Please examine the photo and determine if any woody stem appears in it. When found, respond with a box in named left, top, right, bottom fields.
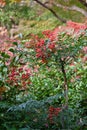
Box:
left=59, top=58, right=68, bottom=107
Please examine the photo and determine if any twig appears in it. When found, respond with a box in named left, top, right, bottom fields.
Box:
left=33, top=0, right=66, bottom=23
left=53, top=3, right=87, bottom=17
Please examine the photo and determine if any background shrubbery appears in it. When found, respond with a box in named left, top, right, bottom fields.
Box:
left=0, top=0, right=87, bottom=129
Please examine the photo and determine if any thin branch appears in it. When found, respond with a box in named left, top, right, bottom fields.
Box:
left=33, top=0, right=66, bottom=23
left=59, top=58, right=68, bottom=107
left=53, top=3, right=87, bottom=17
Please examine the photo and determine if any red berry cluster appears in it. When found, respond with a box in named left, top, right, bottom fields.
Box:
left=67, top=21, right=87, bottom=33
left=35, top=39, right=46, bottom=59
left=8, top=68, right=19, bottom=83
left=32, top=33, right=57, bottom=63
left=42, top=30, right=57, bottom=41
left=28, top=21, right=87, bottom=63
left=7, top=66, right=31, bottom=90
left=48, top=106, right=61, bottom=123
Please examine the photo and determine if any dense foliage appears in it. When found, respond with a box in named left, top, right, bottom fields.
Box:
left=0, top=20, right=87, bottom=129
left=0, top=1, right=87, bottom=130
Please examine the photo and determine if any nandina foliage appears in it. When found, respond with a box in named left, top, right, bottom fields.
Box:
left=0, top=21, right=87, bottom=96
left=28, top=21, right=87, bottom=64
left=0, top=21, right=87, bottom=129
left=25, top=21, right=87, bottom=108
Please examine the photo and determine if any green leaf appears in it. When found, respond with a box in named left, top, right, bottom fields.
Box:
left=0, top=80, right=3, bottom=86
left=3, top=67, right=8, bottom=73
left=15, top=56, right=19, bottom=62
left=9, top=48, right=14, bottom=53
left=12, top=42, right=18, bottom=46
left=1, top=52, right=10, bottom=59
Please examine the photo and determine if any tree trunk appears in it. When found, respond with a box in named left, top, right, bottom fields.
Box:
left=33, top=0, right=66, bottom=23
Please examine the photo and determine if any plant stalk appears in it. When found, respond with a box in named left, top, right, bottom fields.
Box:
left=60, top=58, right=68, bottom=107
